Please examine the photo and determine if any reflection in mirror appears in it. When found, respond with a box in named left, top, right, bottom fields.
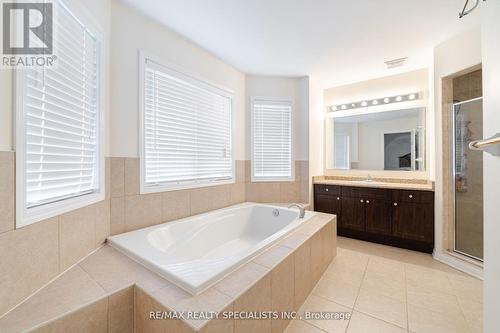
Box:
left=329, top=108, right=426, bottom=171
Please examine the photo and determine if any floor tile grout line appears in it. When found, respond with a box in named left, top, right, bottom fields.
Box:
left=445, top=273, right=475, bottom=333
left=403, top=261, right=410, bottom=331
left=344, top=254, right=370, bottom=332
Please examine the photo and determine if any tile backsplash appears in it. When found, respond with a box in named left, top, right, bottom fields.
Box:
left=0, top=153, right=309, bottom=317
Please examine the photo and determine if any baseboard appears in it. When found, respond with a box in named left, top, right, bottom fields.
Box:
left=433, top=251, right=483, bottom=280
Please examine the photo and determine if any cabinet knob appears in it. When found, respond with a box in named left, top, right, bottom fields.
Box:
left=366, top=200, right=370, bottom=204
left=336, top=197, right=340, bottom=201
left=325, top=188, right=329, bottom=192
left=409, top=194, right=413, bottom=199
left=394, top=202, right=398, bottom=206
left=360, top=199, right=364, bottom=203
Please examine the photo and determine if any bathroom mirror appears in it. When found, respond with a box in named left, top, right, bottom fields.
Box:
left=327, top=107, right=426, bottom=171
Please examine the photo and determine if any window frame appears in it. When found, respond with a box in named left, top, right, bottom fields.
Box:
left=251, top=96, right=295, bottom=182
left=138, top=50, right=236, bottom=194
left=15, top=0, right=105, bottom=228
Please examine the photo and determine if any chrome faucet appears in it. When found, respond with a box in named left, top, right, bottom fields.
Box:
left=288, top=203, right=305, bottom=218
left=366, top=174, right=373, bottom=182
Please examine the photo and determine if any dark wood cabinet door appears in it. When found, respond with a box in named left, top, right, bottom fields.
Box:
left=365, top=199, right=391, bottom=235
left=331, top=195, right=342, bottom=226
left=392, top=202, right=434, bottom=243
left=341, top=197, right=365, bottom=231
left=314, top=194, right=334, bottom=214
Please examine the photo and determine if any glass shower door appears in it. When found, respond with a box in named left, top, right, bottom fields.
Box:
left=453, top=98, right=484, bottom=260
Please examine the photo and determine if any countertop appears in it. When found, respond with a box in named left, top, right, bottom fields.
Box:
left=313, top=176, right=434, bottom=191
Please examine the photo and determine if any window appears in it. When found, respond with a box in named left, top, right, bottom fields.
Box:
left=16, top=1, right=103, bottom=227
left=251, top=98, right=294, bottom=181
left=334, top=134, right=350, bottom=169
left=140, top=55, right=234, bottom=192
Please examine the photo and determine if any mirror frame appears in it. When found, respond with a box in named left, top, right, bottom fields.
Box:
left=324, top=99, right=429, bottom=178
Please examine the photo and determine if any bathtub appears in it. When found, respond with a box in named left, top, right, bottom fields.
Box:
left=107, top=203, right=316, bottom=295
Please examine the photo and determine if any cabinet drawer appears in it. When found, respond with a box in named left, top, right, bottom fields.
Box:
left=341, top=186, right=390, bottom=200
left=314, top=184, right=341, bottom=196
left=392, top=190, right=434, bottom=203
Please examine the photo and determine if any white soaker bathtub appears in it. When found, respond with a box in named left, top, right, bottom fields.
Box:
left=107, top=202, right=316, bottom=295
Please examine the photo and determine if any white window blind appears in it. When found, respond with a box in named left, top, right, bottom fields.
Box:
left=143, top=59, right=233, bottom=189
left=21, top=2, right=100, bottom=209
left=252, top=99, right=293, bottom=181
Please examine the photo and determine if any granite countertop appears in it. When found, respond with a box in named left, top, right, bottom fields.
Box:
left=313, top=176, right=434, bottom=191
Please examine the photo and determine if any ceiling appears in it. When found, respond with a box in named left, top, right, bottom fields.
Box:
left=121, top=0, right=481, bottom=88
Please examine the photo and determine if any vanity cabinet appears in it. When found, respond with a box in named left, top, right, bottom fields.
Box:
left=313, top=184, right=434, bottom=253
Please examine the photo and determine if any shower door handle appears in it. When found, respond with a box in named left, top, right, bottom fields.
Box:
left=469, top=133, right=500, bottom=157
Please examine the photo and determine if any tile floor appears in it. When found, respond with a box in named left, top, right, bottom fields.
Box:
left=286, top=237, right=483, bottom=333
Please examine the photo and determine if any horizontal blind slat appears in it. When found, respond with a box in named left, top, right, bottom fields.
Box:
left=144, top=61, right=233, bottom=186
left=23, top=1, right=100, bottom=208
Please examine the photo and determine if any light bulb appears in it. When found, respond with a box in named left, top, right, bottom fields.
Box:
left=361, top=101, right=368, bottom=107
left=372, top=100, right=378, bottom=105
left=384, top=98, right=390, bottom=103
left=396, top=96, right=403, bottom=102
left=409, top=94, right=416, bottom=100
left=341, top=105, right=347, bottom=110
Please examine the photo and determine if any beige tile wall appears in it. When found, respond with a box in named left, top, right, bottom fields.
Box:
left=244, top=160, right=309, bottom=204
left=132, top=219, right=335, bottom=333
left=0, top=154, right=111, bottom=317
left=109, top=158, right=248, bottom=235
left=28, top=287, right=134, bottom=333
left=109, top=158, right=309, bottom=235
left=0, top=152, right=310, bottom=317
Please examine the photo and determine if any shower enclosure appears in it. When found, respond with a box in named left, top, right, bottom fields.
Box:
left=452, top=98, right=483, bottom=260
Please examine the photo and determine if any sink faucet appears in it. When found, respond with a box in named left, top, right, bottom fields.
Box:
left=288, top=203, right=305, bottom=218
left=366, top=174, right=373, bottom=182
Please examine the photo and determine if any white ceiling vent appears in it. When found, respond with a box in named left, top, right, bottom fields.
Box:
left=385, top=57, right=408, bottom=69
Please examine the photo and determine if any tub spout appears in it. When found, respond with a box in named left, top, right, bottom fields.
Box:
left=288, top=203, right=305, bottom=218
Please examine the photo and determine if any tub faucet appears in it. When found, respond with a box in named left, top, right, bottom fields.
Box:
left=288, top=203, right=305, bottom=218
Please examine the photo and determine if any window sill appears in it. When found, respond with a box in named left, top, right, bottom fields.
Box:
left=141, top=178, right=236, bottom=194
left=251, top=177, right=295, bottom=183
left=16, top=192, right=105, bottom=229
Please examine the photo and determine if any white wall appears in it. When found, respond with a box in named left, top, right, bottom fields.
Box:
left=433, top=27, right=482, bottom=256
left=0, top=0, right=111, bottom=154
left=110, top=0, right=246, bottom=159
left=0, top=70, right=12, bottom=151
left=357, top=117, right=418, bottom=170
left=309, top=77, right=325, bottom=177
left=481, top=1, right=500, bottom=330
left=245, top=75, right=309, bottom=161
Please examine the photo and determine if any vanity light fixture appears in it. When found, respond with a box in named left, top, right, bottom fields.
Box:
left=328, top=92, right=422, bottom=112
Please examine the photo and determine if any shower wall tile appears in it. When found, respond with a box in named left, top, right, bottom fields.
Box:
left=0, top=151, right=15, bottom=234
